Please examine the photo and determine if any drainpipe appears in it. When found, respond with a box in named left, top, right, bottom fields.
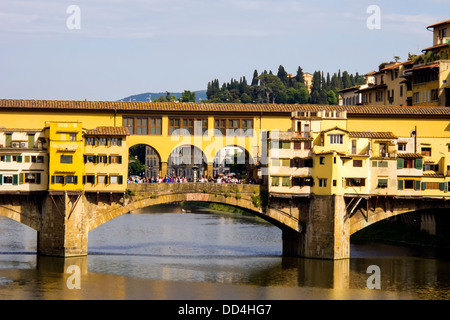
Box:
left=414, top=126, right=417, bottom=153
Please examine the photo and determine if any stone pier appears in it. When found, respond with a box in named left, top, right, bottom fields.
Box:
left=282, top=195, right=350, bottom=260
left=38, top=192, right=88, bottom=257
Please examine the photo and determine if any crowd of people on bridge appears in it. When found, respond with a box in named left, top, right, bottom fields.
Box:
left=127, top=174, right=260, bottom=185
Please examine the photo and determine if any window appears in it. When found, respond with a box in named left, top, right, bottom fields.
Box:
left=346, top=178, right=366, bottom=187
left=292, top=177, right=314, bottom=187
left=290, top=158, right=313, bottom=168
left=281, top=177, right=290, bottom=187
left=97, top=175, right=107, bottom=184
left=170, top=117, right=207, bottom=136
left=214, top=118, right=253, bottom=136
left=303, top=141, right=312, bottom=150
left=293, top=141, right=301, bottom=150
left=110, top=155, right=123, bottom=164
left=98, top=155, right=108, bottom=164
left=65, top=175, right=78, bottom=184
left=136, top=118, right=148, bottom=135
left=109, top=175, right=119, bottom=184
left=84, top=155, right=95, bottom=163
left=377, top=178, right=388, bottom=189
left=421, top=147, right=431, bottom=157
left=2, top=175, right=13, bottom=185
left=398, top=143, right=406, bottom=151
left=149, top=118, right=162, bottom=135
left=53, top=175, right=65, bottom=184
left=24, top=173, right=41, bottom=184
left=69, top=134, right=77, bottom=141
left=60, top=155, right=73, bottom=164
left=123, top=117, right=134, bottom=134
left=84, top=175, right=95, bottom=184
left=123, top=116, right=161, bottom=135
left=353, top=160, right=363, bottom=167
left=398, top=179, right=420, bottom=191
left=271, top=176, right=280, bottom=187
left=85, top=137, right=95, bottom=146
left=329, top=134, right=343, bottom=145
left=318, top=179, right=327, bottom=187
left=319, top=157, right=325, bottom=165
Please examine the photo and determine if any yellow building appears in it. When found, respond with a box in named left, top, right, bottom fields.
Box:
left=45, top=122, right=84, bottom=192
left=358, top=61, right=413, bottom=106
left=407, top=19, right=450, bottom=107
left=267, top=107, right=449, bottom=198
left=83, top=126, right=129, bottom=192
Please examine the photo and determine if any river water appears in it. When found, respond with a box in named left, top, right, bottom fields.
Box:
left=0, top=205, right=449, bottom=300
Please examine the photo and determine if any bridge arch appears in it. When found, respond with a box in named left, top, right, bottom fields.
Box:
left=88, top=183, right=300, bottom=233
left=167, top=144, right=208, bottom=180
left=348, top=196, right=450, bottom=235
left=128, top=143, right=162, bottom=178
left=212, top=145, right=256, bottom=180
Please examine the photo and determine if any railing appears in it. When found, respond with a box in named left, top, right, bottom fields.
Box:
left=127, top=182, right=261, bottom=195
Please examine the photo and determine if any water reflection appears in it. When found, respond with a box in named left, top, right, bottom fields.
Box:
left=0, top=209, right=449, bottom=299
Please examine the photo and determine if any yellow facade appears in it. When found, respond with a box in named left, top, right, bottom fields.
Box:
left=0, top=100, right=449, bottom=199
left=46, top=122, right=84, bottom=191
left=83, top=127, right=129, bottom=192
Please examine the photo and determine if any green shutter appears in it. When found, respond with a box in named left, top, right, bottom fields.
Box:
left=13, top=174, right=18, bottom=186
left=440, top=182, right=445, bottom=191
left=5, top=155, right=11, bottom=162
left=415, top=158, right=423, bottom=170
left=51, top=175, right=55, bottom=184
left=36, top=173, right=41, bottom=184
left=372, top=161, right=378, bottom=167
left=17, top=155, right=23, bottom=163
left=397, top=158, right=404, bottom=169
left=397, top=180, right=404, bottom=190
left=421, top=182, right=426, bottom=190
left=5, top=134, right=12, bottom=147
left=445, top=183, right=449, bottom=193
left=83, top=175, right=87, bottom=184
left=28, top=134, right=35, bottom=149
left=19, top=173, right=24, bottom=185
left=415, top=180, right=421, bottom=191
left=118, top=176, right=123, bottom=184
left=0, top=174, right=2, bottom=185
left=74, top=176, right=78, bottom=185
left=108, top=156, right=112, bottom=164
left=118, top=156, right=122, bottom=164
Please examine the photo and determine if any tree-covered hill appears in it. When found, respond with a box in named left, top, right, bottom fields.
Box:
left=206, top=65, right=366, bottom=105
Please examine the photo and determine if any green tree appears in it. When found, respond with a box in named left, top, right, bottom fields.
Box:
left=180, top=90, right=196, bottom=102
left=258, top=73, right=286, bottom=104
left=240, top=92, right=252, bottom=103
left=277, top=65, right=289, bottom=86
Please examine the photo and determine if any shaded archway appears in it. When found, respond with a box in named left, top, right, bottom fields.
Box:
left=167, top=145, right=208, bottom=180
left=128, top=144, right=162, bottom=178
left=213, top=145, right=256, bottom=180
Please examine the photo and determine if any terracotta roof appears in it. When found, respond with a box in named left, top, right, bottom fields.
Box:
left=348, top=131, right=397, bottom=139
left=380, top=61, right=413, bottom=71
left=84, top=126, right=130, bottom=136
left=407, top=62, right=440, bottom=72
left=338, top=85, right=361, bottom=93
left=427, top=19, right=450, bottom=29
left=422, top=43, right=450, bottom=52
left=355, top=83, right=387, bottom=93
left=398, top=153, right=423, bottom=158
left=1, top=99, right=450, bottom=117
left=423, top=172, right=445, bottom=178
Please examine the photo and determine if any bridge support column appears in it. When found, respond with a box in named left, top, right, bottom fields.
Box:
left=38, top=192, right=88, bottom=257
left=282, top=195, right=350, bottom=260
left=160, top=161, right=168, bottom=176
left=207, top=162, right=214, bottom=179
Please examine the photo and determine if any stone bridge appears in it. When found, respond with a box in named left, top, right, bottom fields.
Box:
left=0, top=185, right=449, bottom=260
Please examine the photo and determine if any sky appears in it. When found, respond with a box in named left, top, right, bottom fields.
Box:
left=0, top=0, right=448, bottom=101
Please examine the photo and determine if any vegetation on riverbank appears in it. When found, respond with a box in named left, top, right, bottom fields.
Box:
left=180, top=201, right=253, bottom=216
left=351, top=220, right=450, bottom=248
